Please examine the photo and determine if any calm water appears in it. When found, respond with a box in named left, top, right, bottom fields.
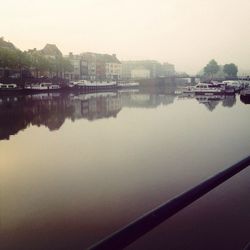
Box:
left=1, top=89, right=250, bottom=250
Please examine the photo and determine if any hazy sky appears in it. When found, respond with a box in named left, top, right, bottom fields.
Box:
left=0, top=0, right=250, bottom=73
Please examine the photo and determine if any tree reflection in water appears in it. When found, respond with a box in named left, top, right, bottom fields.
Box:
left=0, top=91, right=240, bottom=141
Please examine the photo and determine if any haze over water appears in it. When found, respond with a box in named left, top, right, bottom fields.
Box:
left=1, top=90, right=250, bottom=249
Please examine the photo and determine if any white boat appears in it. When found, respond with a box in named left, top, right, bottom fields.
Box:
left=85, top=81, right=117, bottom=87
left=70, top=80, right=88, bottom=87
left=118, top=88, right=140, bottom=94
left=117, top=81, right=140, bottom=88
left=174, top=89, right=184, bottom=95
left=25, top=83, right=61, bottom=91
left=73, top=80, right=117, bottom=89
left=222, top=80, right=243, bottom=91
left=182, top=83, right=224, bottom=95
left=210, top=81, right=235, bottom=94
left=240, top=87, right=250, bottom=96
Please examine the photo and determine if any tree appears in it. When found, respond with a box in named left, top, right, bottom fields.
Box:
left=204, top=59, right=219, bottom=79
left=28, top=50, right=51, bottom=77
left=62, top=58, right=73, bottom=75
left=13, top=50, right=32, bottom=80
left=0, top=48, right=18, bottom=77
left=0, top=47, right=32, bottom=80
left=0, top=41, right=73, bottom=80
left=223, top=63, right=238, bottom=77
left=50, top=57, right=73, bottom=78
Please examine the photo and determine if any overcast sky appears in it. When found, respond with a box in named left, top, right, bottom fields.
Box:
left=1, top=0, right=249, bottom=73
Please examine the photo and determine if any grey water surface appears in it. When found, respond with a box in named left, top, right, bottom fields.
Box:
left=1, top=90, right=249, bottom=250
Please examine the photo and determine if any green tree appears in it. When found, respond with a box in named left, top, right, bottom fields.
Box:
left=0, top=48, right=33, bottom=80
left=62, top=57, right=73, bottom=75
left=28, top=50, right=51, bottom=77
left=51, top=57, right=73, bottom=78
left=0, top=48, right=17, bottom=77
left=13, top=50, right=32, bottom=80
left=47, top=57, right=57, bottom=77
left=204, top=59, right=220, bottom=79
left=223, top=63, right=238, bottom=77
left=0, top=42, right=73, bottom=80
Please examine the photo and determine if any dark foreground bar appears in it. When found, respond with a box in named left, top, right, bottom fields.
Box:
left=88, top=156, right=250, bottom=250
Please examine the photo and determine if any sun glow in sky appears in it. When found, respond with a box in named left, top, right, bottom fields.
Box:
left=1, top=0, right=250, bottom=73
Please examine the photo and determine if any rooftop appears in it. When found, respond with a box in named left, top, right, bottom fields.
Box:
left=41, top=44, right=62, bottom=57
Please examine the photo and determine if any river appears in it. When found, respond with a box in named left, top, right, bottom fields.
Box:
left=1, top=89, right=249, bottom=250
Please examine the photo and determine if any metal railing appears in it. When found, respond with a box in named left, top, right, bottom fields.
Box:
left=89, top=155, right=250, bottom=250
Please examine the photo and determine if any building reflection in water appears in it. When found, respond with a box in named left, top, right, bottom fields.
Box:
left=71, top=92, right=121, bottom=121
left=0, top=90, right=240, bottom=141
left=0, top=92, right=121, bottom=140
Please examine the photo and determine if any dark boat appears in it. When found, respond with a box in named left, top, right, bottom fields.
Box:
left=0, top=83, right=22, bottom=92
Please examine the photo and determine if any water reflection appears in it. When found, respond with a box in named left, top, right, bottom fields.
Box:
left=177, top=94, right=236, bottom=111
left=1, top=88, right=249, bottom=250
left=0, top=91, right=243, bottom=140
left=240, top=94, right=250, bottom=104
left=0, top=90, right=177, bottom=140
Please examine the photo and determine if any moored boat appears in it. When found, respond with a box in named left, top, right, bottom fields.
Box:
left=210, top=81, right=235, bottom=94
left=0, top=83, right=22, bottom=92
left=176, top=81, right=238, bottom=96
left=240, top=87, right=250, bottom=104
left=240, top=87, right=250, bottom=97
left=222, top=80, right=244, bottom=92
left=180, top=83, right=224, bottom=95
left=72, top=80, right=117, bottom=90
left=193, top=83, right=226, bottom=95
left=117, top=81, right=140, bottom=88
left=24, top=83, right=61, bottom=92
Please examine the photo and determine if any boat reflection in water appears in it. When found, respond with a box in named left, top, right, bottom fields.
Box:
left=1, top=88, right=249, bottom=250
left=177, top=93, right=236, bottom=111
left=0, top=90, right=242, bottom=141
left=0, top=89, right=176, bottom=141
left=0, top=90, right=243, bottom=141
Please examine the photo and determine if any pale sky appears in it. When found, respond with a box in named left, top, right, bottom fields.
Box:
left=0, top=0, right=250, bottom=74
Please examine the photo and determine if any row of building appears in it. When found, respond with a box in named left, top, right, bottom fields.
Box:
left=0, top=38, right=175, bottom=81
left=66, top=51, right=175, bottom=81
left=65, top=52, right=122, bottom=81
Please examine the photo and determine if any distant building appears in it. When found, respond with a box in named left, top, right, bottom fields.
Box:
left=81, top=52, right=121, bottom=81
left=131, top=68, right=150, bottom=79
left=121, top=60, right=175, bottom=79
left=121, top=60, right=161, bottom=79
left=65, top=52, right=122, bottom=81
left=40, top=44, right=62, bottom=59
left=105, top=54, right=122, bottom=81
left=81, top=53, right=97, bottom=80
left=65, top=52, right=81, bottom=80
left=161, top=63, right=175, bottom=76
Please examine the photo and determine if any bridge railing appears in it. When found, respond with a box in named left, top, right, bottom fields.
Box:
left=88, top=155, right=250, bottom=250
